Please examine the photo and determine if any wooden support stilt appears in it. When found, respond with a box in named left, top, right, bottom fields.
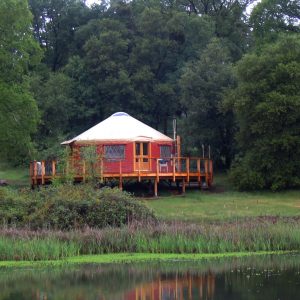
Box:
left=182, top=178, right=186, bottom=194
left=119, top=177, right=123, bottom=190
left=154, top=178, right=158, bottom=197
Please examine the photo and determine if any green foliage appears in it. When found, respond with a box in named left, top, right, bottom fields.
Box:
left=228, top=35, right=300, bottom=190
left=30, top=72, right=73, bottom=154
left=0, top=0, right=41, bottom=164
left=0, top=185, right=157, bottom=229
left=250, top=0, right=300, bottom=43
left=29, top=0, right=91, bottom=71
left=180, top=38, right=235, bottom=167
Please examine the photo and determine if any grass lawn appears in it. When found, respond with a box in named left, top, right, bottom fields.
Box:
left=142, top=175, right=300, bottom=222
left=0, top=163, right=28, bottom=186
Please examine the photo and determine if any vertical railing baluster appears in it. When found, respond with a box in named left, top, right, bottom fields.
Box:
left=41, top=160, right=45, bottom=185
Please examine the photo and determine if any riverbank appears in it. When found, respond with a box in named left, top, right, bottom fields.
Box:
left=0, top=250, right=295, bottom=268
left=1, top=218, right=300, bottom=261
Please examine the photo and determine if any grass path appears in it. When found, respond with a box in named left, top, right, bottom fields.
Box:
left=0, top=251, right=293, bottom=268
left=142, top=180, right=300, bottom=222
left=0, top=163, right=28, bottom=186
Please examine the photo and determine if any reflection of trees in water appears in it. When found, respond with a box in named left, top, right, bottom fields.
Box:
left=0, top=255, right=300, bottom=300
left=124, top=272, right=215, bottom=300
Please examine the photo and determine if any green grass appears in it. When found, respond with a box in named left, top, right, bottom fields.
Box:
left=0, top=251, right=292, bottom=268
left=142, top=175, right=300, bottom=222
left=1, top=220, right=300, bottom=261
left=0, top=163, right=28, bottom=186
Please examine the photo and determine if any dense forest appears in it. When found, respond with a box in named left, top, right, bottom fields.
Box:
left=0, top=0, right=299, bottom=190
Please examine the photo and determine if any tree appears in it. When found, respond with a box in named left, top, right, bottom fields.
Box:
left=29, top=0, right=91, bottom=71
left=180, top=0, right=254, bottom=60
left=30, top=71, right=73, bottom=158
left=179, top=38, right=235, bottom=168
left=250, top=0, right=300, bottom=43
left=65, top=2, right=215, bottom=135
left=228, top=35, right=300, bottom=190
left=0, top=0, right=41, bottom=164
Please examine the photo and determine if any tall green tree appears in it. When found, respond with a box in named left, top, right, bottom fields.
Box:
left=228, top=35, right=300, bottom=190
left=250, top=0, right=300, bottom=43
left=30, top=72, right=73, bottom=156
left=29, top=0, right=91, bottom=71
left=180, top=38, right=235, bottom=167
left=0, top=0, right=41, bottom=164
left=180, top=0, right=254, bottom=60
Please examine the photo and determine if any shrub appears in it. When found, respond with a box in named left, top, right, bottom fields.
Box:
left=229, top=157, right=265, bottom=191
left=0, top=185, right=157, bottom=230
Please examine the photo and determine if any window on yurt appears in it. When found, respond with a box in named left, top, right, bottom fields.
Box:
left=160, top=145, right=171, bottom=159
left=104, top=145, right=125, bottom=160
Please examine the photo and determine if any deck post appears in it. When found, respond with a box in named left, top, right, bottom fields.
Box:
left=52, top=160, right=56, bottom=177
left=186, top=158, right=190, bottom=182
left=156, top=159, right=159, bottom=183
left=33, top=160, right=37, bottom=186
left=100, top=158, right=104, bottom=183
left=138, top=158, right=141, bottom=182
left=119, top=161, right=123, bottom=190
left=83, top=160, right=86, bottom=182
left=30, top=162, right=33, bottom=187
left=209, top=160, right=213, bottom=187
left=154, top=178, right=158, bottom=197
left=29, top=162, right=33, bottom=177
left=205, top=159, right=209, bottom=186
left=41, top=161, right=45, bottom=185
left=197, top=159, right=200, bottom=182
left=182, top=178, right=186, bottom=194
left=176, top=135, right=181, bottom=160
left=172, top=157, right=176, bottom=182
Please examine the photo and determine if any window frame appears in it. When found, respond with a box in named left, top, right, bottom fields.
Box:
left=159, top=145, right=172, bottom=160
left=104, top=144, right=126, bottom=161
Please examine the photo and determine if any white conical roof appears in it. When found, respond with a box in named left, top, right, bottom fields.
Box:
left=62, top=112, right=173, bottom=144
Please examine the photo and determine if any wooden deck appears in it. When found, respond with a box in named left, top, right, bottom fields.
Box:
left=30, top=157, right=213, bottom=195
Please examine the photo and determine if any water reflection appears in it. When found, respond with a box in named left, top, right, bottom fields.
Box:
left=0, top=254, right=300, bottom=300
left=125, top=272, right=215, bottom=300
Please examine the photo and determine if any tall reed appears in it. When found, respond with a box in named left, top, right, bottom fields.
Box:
left=0, top=218, right=300, bottom=260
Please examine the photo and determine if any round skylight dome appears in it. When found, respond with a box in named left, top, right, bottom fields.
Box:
left=111, top=112, right=129, bottom=117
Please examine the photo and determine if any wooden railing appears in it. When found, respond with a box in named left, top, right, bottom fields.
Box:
left=30, top=157, right=213, bottom=188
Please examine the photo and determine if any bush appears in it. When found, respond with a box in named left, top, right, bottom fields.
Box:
left=229, top=157, right=265, bottom=191
left=0, top=185, right=157, bottom=230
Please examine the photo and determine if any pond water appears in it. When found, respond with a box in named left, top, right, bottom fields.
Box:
left=0, top=254, right=300, bottom=300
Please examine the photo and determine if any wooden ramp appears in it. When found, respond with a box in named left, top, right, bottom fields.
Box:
left=30, top=157, right=213, bottom=195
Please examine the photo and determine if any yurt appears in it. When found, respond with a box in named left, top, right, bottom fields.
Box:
left=61, top=112, right=175, bottom=174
